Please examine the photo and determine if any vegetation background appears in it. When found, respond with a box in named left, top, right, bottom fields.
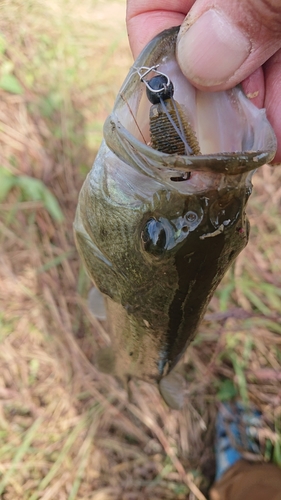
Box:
left=0, top=0, right=280, bottom=498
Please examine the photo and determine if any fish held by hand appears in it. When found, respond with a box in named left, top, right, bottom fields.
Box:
left=74, top=27, right=276, bottom=409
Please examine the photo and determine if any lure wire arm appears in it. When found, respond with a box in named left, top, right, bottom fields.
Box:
left=134, top=65, right=171, bottom=94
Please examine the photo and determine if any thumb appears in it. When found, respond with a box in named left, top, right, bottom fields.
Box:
left=177, top=0, right=281, bottom=91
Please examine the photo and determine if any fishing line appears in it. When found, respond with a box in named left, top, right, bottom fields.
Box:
left=159, top=96, right=193, bottom=155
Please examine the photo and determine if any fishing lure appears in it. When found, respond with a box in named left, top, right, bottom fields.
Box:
left=138, top=65, right=200, bottom=158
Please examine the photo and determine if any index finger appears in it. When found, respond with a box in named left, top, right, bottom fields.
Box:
left=126, top=0, right=196, bottom=57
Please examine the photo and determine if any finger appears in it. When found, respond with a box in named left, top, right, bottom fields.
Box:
left=176, top=0, right=281, bottom=91
left=126, top=0, right=195, bottom=57
left=264, top=49, right=281, bottom=163
left=241, top=67, right=265, bottom=110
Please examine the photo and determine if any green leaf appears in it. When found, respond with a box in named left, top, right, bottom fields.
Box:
left=217, top=379, right=237, bottom=401
left=17, top=176, right=43, bottom=201
left=231, top=355, right=248, bottom=404
left=0, top=74, right=23, bottom=95
left=41, top=187, right=64, bottom=222
left=218, top=282, right=234, bottom=312
left=17, top=176, right=64, bottom=222
left=243, top=287, right=271, bottom=316
left=273, top=437, right=281, bottom=467
left=0, top=34, right=6, bottom=55
left=0, top=176, right=17, bottom=201
left=39, top=92, right=62, bottom=117
left=0, top=167, right=17, bottom=201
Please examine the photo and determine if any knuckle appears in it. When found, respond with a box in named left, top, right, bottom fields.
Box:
left=250, top=0, right=281, bottom=33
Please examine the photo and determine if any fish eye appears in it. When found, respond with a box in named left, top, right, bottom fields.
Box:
left=185, top=211, right=198, bottom=223
left=141, top=218, right=167, bottom=255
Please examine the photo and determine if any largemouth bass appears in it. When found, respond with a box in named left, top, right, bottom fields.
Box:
left=74, top=27, right=276, bottom=408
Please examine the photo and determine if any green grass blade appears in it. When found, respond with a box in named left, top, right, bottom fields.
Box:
left=0, top=417, right=43, bottom=495
left=29, top=417, right=88, bottom=500
left=37, top=250, right=74, bottom=273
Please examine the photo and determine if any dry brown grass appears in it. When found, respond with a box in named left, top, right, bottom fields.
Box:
left=0, top=1, right=281, bottom=498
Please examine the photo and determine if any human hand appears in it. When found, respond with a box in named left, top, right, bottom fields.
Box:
left=127, top=0, right=281, bottom=162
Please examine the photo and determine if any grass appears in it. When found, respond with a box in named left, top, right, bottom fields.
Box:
left=0, top=0, right=281, bottom=498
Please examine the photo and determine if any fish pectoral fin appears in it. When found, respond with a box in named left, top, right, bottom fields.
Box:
left=88, top=287, right=107, bottom=321
left=159, top=371, right=188, bottom=410
left=74, top=202, right=113, bottom=264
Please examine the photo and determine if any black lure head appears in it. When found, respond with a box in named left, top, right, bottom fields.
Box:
left=146, top=74, right=174, bottom=104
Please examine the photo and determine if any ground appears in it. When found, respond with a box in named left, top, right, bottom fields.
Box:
left=0, top=1, right=281, bottom=499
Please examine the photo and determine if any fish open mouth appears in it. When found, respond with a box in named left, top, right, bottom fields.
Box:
left=103, top=27, right=276, bottom=193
